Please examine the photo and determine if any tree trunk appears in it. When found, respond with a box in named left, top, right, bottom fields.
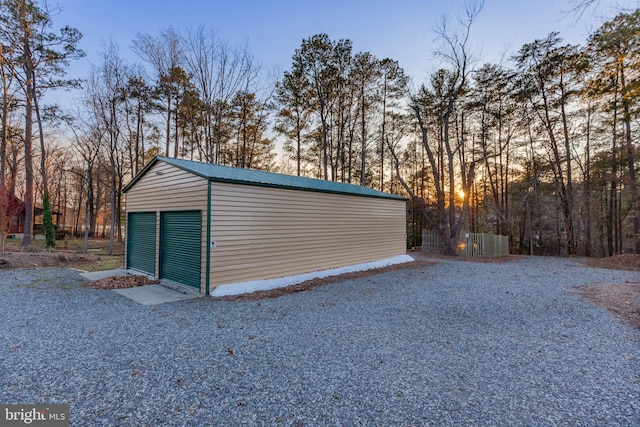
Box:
left=360, top=86, right=366, bottom=185
left=620, top=67, right=639, bottom=253
left=296, top=113, right=302, bottom=176
left=380, top=80, right=386, bottom=191
left=165, top=94, right=172, bottom=156
left=86, top=163, right=94, bottom=237
left=321, top=102, right=329, bottom=180
left=607, top=110, right=618, bottom=256
left=32, top=77, right=56, bottom=248
left=0, top=43, right=11, bottom=193
left=559, top=76, right=575, bottom=255
left=109, top=155, right=116, bottom=256
left=174, top=96, right=179, bottom=158
left=82, top=181, right=90, bottom=254
left=584, top=107, right=592, bottom=257
left=22, top=62, right=34, bottom=247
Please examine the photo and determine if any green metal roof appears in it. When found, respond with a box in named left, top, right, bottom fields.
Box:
left=123, top=156, right=406, bottom=201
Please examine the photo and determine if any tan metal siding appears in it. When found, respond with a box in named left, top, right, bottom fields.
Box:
left=125, top=162, right=209, bottom=292
left=209, top=182, right=406, bottom=287
left=125, top=162, right=208, bottom=212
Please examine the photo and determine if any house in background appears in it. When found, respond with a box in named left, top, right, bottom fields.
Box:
left=5, top=192, right=25, bottom=234
left=123, top=156, right=409, bottom=295
left=3, top=193, right=61, bottom=237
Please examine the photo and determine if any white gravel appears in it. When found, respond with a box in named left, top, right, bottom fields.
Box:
left=1, top=256, right=639, bottom=426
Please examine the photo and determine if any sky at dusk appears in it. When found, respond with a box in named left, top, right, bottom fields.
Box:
left=49, top=0, right=636, bottom=98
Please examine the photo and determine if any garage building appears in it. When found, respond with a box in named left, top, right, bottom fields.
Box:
left=123, top=156, right=408, bottom=295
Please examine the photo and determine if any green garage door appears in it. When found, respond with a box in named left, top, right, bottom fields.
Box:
left=126, top=212, right=157, bottom=275
left=160, top=211, right=202, bottom=289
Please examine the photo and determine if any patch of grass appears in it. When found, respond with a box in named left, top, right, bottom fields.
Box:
left=4, top=237, right=125, bottom=256
left=3, top=238, right=45, bottom=251
left=76, top=255, right=124, bottom=272
left=63, top=238, right=125, bottom=255
left=16, top=282, right=41, bottom=288
left=16, top=276, right=56, bottom=288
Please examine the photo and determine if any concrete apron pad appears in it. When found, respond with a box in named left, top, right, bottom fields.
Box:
left=113, top=282, right=201, bottom=305
left=78, top=268, right=138, bottom=281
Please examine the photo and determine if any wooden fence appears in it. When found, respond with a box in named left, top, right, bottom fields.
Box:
left=422, top=230, right=509, bottom=257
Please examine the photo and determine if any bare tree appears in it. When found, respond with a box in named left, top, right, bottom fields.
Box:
left=566, top=0, right=601, bottom=19
left=349, top=52, right=381, bottom=185
left=0, top=42, right=18, bottom=193
left=293, top=34, right=340, bottom=180
left=122, top=72, right=156, bottom=177
left=275, top=63, right=312, bottom=176
left=0, top=0, right=36, bottom=246
left=68, top=114, right=103, bottom=253
left=514, top=34, right=587, bottom=255
left=377, top=58, right=409, bottom=191
left=587, top=10, right=640, bottom=254
left=181, top=28, right=258, bottom=164
left=389, top=0, right=484, bottom=255
left=0, top=42, right=19, bottom=244
left=0, top=0, right=82, bottom=247
left=133, top=27, right=182, bottom=157
left=86, top=41, right=128, bottom=254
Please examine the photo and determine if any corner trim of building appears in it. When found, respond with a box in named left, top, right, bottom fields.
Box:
left=205, top=180, right=212, bottom=295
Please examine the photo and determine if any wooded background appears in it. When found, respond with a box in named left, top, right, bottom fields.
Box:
left=1, top=0, right=638, bottom=257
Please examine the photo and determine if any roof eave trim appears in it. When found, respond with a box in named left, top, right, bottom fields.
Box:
left=123, top=156, right=212, bottom=193
left=207, top=176, right=407, bottom=201
left=124, top=156, right=407, bottom=201
left=122, top=156, right=160, bottom=193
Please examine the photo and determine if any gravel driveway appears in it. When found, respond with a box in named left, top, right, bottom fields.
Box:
left=1, top=256, right=639, bottom=426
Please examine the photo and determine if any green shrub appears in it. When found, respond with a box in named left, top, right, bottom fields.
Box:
left=43, top=191, right=56, bottom=249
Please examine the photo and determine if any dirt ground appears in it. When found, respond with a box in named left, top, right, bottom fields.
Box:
left=1, top=247, right=638, bottom=329
left=585, top=253, right=640, bottom=271
left=577, top=254, right=640, bottom=330
left=0, top=249, right=101, bottom=269
left=578, top=281, right=640, bottom=329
